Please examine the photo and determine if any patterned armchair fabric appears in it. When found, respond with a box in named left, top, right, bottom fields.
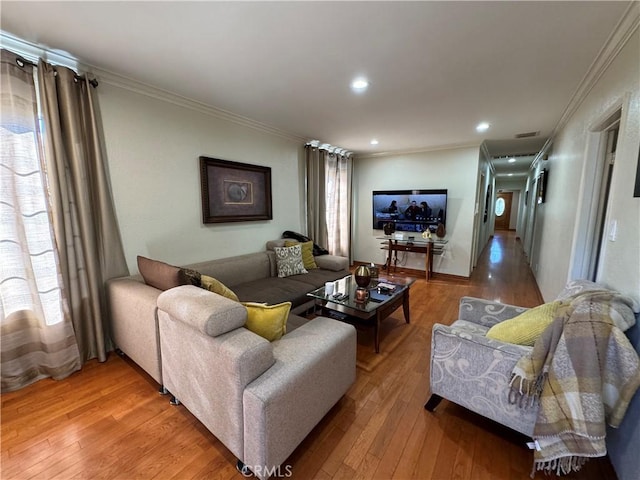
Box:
left=426, top=280, right=635, bottom=439
left=427, top=296, right=538, bottom=436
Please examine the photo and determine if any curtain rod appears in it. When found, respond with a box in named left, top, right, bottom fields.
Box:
left=13, top=53, right=99, bottom=88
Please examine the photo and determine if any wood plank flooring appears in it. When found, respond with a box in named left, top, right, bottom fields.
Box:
left=1, top=232, right=617, bottom=479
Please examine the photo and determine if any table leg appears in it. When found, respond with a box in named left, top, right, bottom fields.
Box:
left=386, top=240, right=392, bottom=272
left=402, top=289, right=411, bottom=324
left=374, top=313, right=381, bottom=353
left=425, top=242, right=433, bottom=281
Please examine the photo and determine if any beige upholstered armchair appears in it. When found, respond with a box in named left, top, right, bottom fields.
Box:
left=425, top=280, right=640, bottom=454
left=424, top=295, right=538, bottom=436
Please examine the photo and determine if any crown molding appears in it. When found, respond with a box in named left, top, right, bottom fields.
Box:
left=549, top=2, right=639, bottom=143
left=91, top=68, right=307, bottom=144
left=356, top=140, right=482, bottom=160
left=1, top=30, right=307, bottom=144
left=0, top=31, right=79, bottom=70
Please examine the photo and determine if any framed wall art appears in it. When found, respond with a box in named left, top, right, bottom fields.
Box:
left=200, top=156, right=272, bottom=223
left=634, top=146, right=640, bottom=198
left=536, top=168, right=548, bottom=204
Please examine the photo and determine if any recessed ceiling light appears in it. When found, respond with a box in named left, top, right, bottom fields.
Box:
left=508, top=158, right=516, bottom=163
left=476, top=122, right=490, bottom=132
left=351, top=77, right=369, bottom=92
left=370, top=139, right=379, bottom=145
left=508, top=173, right=513, bottom=176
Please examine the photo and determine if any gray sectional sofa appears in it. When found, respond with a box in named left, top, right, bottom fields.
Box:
left=106, top=242, right=356, bottom=479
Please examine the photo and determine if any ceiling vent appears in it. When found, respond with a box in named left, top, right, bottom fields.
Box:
left=514, top=131, right=540, bottom=138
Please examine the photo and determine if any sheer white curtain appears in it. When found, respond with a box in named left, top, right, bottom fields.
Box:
left=305, top=142, right=352, bottom=259
left=326, top=150, right=352, bottom=257
left=1, top=49, right=81, bottom=392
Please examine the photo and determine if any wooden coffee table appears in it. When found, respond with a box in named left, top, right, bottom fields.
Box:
left=307, top=274, right=414, bottom=353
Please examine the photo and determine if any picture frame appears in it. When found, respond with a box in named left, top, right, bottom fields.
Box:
left=200, top=156, right=272, bottom=223
left=536, top=168, right=548, bottom=204
left=634, top=146, right=640, bottom=198
left=483, top=183, right=492, bottom=223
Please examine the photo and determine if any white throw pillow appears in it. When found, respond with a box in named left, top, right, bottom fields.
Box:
left=274, top=245, right=308, bottom=278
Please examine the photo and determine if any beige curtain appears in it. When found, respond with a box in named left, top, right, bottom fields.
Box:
left=305, top=145, right=328, bottom=249
left=326, top=151, right=352, bottom=258
left=1, top=49, right=81, bottom=392
left=305, top=143, right=352, bottom=259
left=37, top=61, right=128, bottom=363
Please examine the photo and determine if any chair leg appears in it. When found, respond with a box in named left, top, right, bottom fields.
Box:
left=424, top=394, right=443, bottom=411
left=237, top=460, right=252, bottom=476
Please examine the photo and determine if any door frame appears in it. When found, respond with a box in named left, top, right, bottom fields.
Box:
left=568, top=95, right=629, bottom=281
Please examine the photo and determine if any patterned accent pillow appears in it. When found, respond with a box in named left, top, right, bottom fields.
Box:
left=284, top=240, right=318, bottom=269
left=274, top=245, right=308, bottom=278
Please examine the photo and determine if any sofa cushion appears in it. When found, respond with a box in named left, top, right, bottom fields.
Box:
left=285, top=240, right=318, bottom=270
left=184, top=252, right=272, bottom=288
left=137, top=255, right=181, bottom=291
left=274, top=245, right=308, bottom=278
left=286, top=313, right=312, bottom=332
left=201, top=274, right=239, bottom=302
left=314, top=254, right=349, bottom=272
left=486, top=301, right=564, bottom=346
left=243, top=302, right=291, bottom=341
left=266, top=239, right=287, bottom=251
left=286, top=268, right=349, bottom=289
left=233, top=278, right=313, bottom=308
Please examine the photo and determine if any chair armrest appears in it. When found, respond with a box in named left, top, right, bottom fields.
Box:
left=433, top=323, right=530, bottom=359
left=429, top=323, right=537, bottom=436
left=458, top=296, right=529, bottom=327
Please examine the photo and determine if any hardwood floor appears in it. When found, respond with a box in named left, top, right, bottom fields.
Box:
left=1, top=232, right=617, bottom=479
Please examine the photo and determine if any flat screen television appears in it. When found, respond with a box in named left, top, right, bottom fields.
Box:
left=372, top=189, right=447, bottom=232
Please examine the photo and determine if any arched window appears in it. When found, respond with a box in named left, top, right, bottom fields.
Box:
left=495, top=197, right=506, bottom=217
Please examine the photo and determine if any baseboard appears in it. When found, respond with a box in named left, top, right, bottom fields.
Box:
left=352, top=261, right=469, bottom=283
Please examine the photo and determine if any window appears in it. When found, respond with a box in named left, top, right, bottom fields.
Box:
left=495, top=197, right=506, bottom=217
left=1, top=62, right=65, bottom=326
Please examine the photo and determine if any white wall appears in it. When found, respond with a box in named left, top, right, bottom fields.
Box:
left=496, top=178, right=527, bottom=236
left=353, top=146, right=480, bottom=277
left=475, top=150, right=495, bottom=265
left=98, top=83, right=305, bottom=273
left=536, top=29, right=639, bottom=303
left=528, top=28, right=639, bottom=480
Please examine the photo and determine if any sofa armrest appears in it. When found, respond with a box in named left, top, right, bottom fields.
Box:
left=458, top=296, right=529, bottom=327
left=314, top=254, right=348, bottom=272
left=157, top=285, right=246, bottom=337
left=430, top=323, right=536, bottom=436
left=107, top=276, right=163, bottom=384
left=242, top=317, right=356, bottom=477
left=158, top=309, right=274, bottom=461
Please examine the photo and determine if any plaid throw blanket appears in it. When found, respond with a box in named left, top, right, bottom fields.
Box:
left=509, top=290, right=640, bottom=476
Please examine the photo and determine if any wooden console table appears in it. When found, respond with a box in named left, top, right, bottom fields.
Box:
left=379, top=237, right=448, bottom=281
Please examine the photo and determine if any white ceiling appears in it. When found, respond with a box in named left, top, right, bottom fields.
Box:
left=0, top=1, right=632, bottom=173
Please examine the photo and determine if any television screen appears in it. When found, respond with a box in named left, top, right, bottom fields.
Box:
left=372, top=189, right=447, bottom=232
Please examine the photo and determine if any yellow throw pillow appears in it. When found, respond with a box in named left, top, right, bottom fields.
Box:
left=200, top=274, right=239, bottom=302
left=242, top=302, right=291, bottom=341
left=486, top=301, right=563, bottom=346
left=284, top=240, right=318, bottom=270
